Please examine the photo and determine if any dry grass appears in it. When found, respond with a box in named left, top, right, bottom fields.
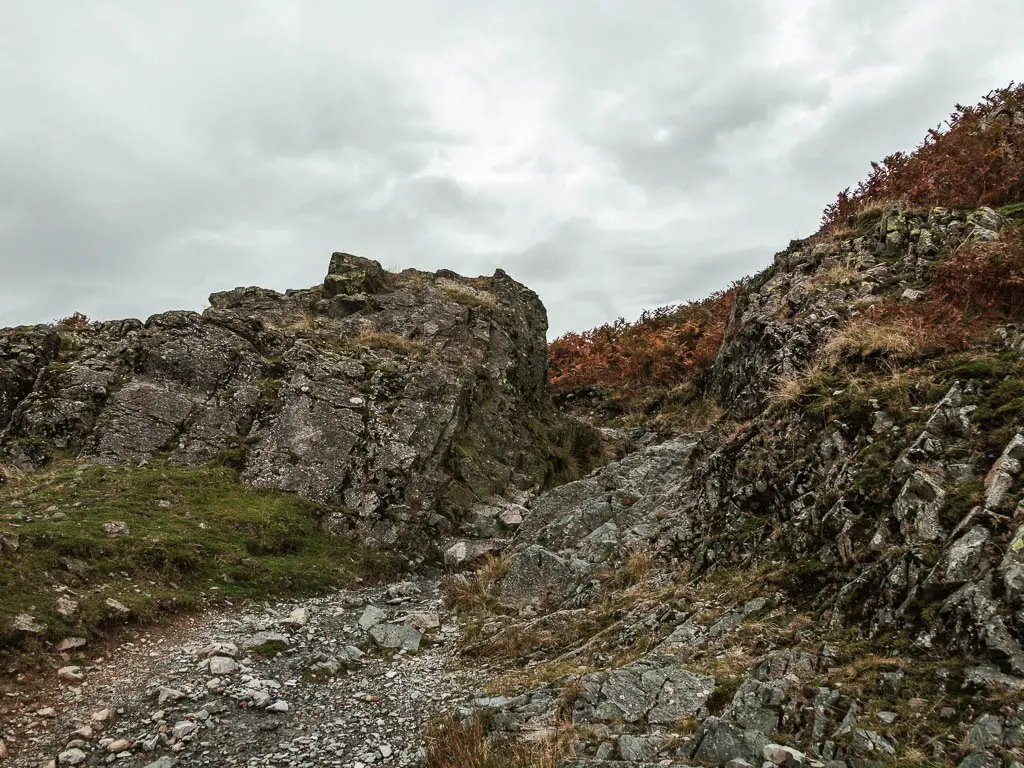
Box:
left=424, top=715, right=574, bottom=768
left=442, top=555, right=509, bottom=617
left=823, top=320, right=918, bottom=364
left=604, top=549, right=654, bottom=589
left=0, top=462, right=27, bottom=485
left=438, top=279, right=499, bottom=309
left=806, top=263, right=861, bottom=291
left=352, top=329, right=429, bottom=357
left=265, top=308, right=319, bottom=333
left=770, top=361, right=830, bottom=408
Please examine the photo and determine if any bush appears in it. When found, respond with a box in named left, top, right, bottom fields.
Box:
left=822, top=82, right=1024, bottom=230
left=932, top=227, right=1024, bottom=317
left=548, top=288, right=736, bottom=393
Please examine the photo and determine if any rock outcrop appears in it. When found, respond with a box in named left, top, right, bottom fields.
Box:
left=0, top=254, right=570, bottom=544
left=449, top=206, right=1024, bottom=766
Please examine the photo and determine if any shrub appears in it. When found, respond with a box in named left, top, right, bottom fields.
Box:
left=56, top=311, right=89, bottom=330
left=821, top=82, right=1024, bottom=230
left=932, top=227, right=1024, bottom=317
left=548, top=288, right=736, bottom=394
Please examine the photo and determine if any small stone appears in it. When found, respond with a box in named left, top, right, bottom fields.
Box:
left=104, top=598, right=130, bottom=616
left=58, top=665, right=84, bottom=683
left=101, top=521, right=130, bottom=537
left=58, top=748, right=87, bottom=766
left=12, top=613, right=46, bottom=634
left=56, top=597, right=79, bottom=618
left=72, top=726, right=94, bottom=740
left=380, top=744, right=393, bottom=758
left=208, top=656, right=239, bottom=676
left=172, top=721, right=197, bottom=740
left=358, top=605, right=387, bottom=630
left=36, top=707, right=58, bottom=717
left=266, top=700, right=290, bottom=713
left=901, top=288, right=925, bottom=301
left=280, top=606, right=308, bottom=627
left=107, top=739, right=131, bottom=752
left=142, top=756, right=177, bottom=768
left=156, top=686, right=186, bottom=705
left=56, top=636, right=87, bottom=652
left=877, top=711, right=899, bottom=725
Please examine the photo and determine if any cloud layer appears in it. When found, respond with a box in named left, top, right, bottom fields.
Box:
left=2, top=1, right=1023, bottom=335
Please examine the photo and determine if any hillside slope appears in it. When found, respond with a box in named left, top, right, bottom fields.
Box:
left=436, top=88, right=1024, bottom=768
left=0, top=254, right=601, bottom=662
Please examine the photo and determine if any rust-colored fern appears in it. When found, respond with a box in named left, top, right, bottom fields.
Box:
left=548, top=288, right=736, bottom=394
left=822, top=83, right=1024, bottom=230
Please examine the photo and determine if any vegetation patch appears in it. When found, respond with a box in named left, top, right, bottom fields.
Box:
left=821, top=82, right=1024, bottom=230
left=0, top=460, right=401, bottom=667
left=548, top=288, right=736, bottom=424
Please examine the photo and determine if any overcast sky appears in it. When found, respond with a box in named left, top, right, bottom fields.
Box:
left=2, top=1, right=1023, bottom=337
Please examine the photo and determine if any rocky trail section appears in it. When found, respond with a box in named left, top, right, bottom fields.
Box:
left=2, top=579, right=482, bottom=767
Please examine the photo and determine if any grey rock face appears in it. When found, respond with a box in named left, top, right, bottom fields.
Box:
left=0, top=254, right=576, bottom=543
left=501, top=545, right=575, bottom=606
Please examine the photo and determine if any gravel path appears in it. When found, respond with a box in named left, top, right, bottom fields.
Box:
left=3, top=579, right=481, bottom=767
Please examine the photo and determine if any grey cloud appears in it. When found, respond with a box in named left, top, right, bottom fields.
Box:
left=1, top=1, right=1023, bottom=336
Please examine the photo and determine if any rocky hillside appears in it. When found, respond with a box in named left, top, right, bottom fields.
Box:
left=5, top=86, right=1024, bottom=768
left=430, top=90, right=1024, bottom=768
left=0, top=254, right=604, bottom=664
left=2, top=253, right=582, bottom=543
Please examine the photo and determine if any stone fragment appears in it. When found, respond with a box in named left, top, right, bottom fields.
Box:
left=58, top=748, right=87, bottom=766
left=358, top=605, right=387, bottom=630
left=444, top=539, right=500, bottom=570
left=368, top=622, right=422, bottom=651
left=56, top=596, right=79, bottom=617
left=101, top=520, right=130, bottom=537
left=58, top=665, right=84, bottom=683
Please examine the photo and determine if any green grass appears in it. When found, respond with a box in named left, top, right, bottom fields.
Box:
left=0, top=460, right=401, bottom=661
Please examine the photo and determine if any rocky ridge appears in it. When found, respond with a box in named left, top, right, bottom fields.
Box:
left=441, top=205, right=1024, bottom=767
left=0, top=253, right=572, bottom=547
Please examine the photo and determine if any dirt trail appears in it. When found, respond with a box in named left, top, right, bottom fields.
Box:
left=2, top=579, right=481, bottom=767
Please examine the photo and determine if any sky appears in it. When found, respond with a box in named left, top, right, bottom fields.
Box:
left=2, top=2, right=1023, bottom=338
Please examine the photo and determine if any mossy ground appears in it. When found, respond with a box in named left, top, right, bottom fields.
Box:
left=0, top=460, right=402, bottom=668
